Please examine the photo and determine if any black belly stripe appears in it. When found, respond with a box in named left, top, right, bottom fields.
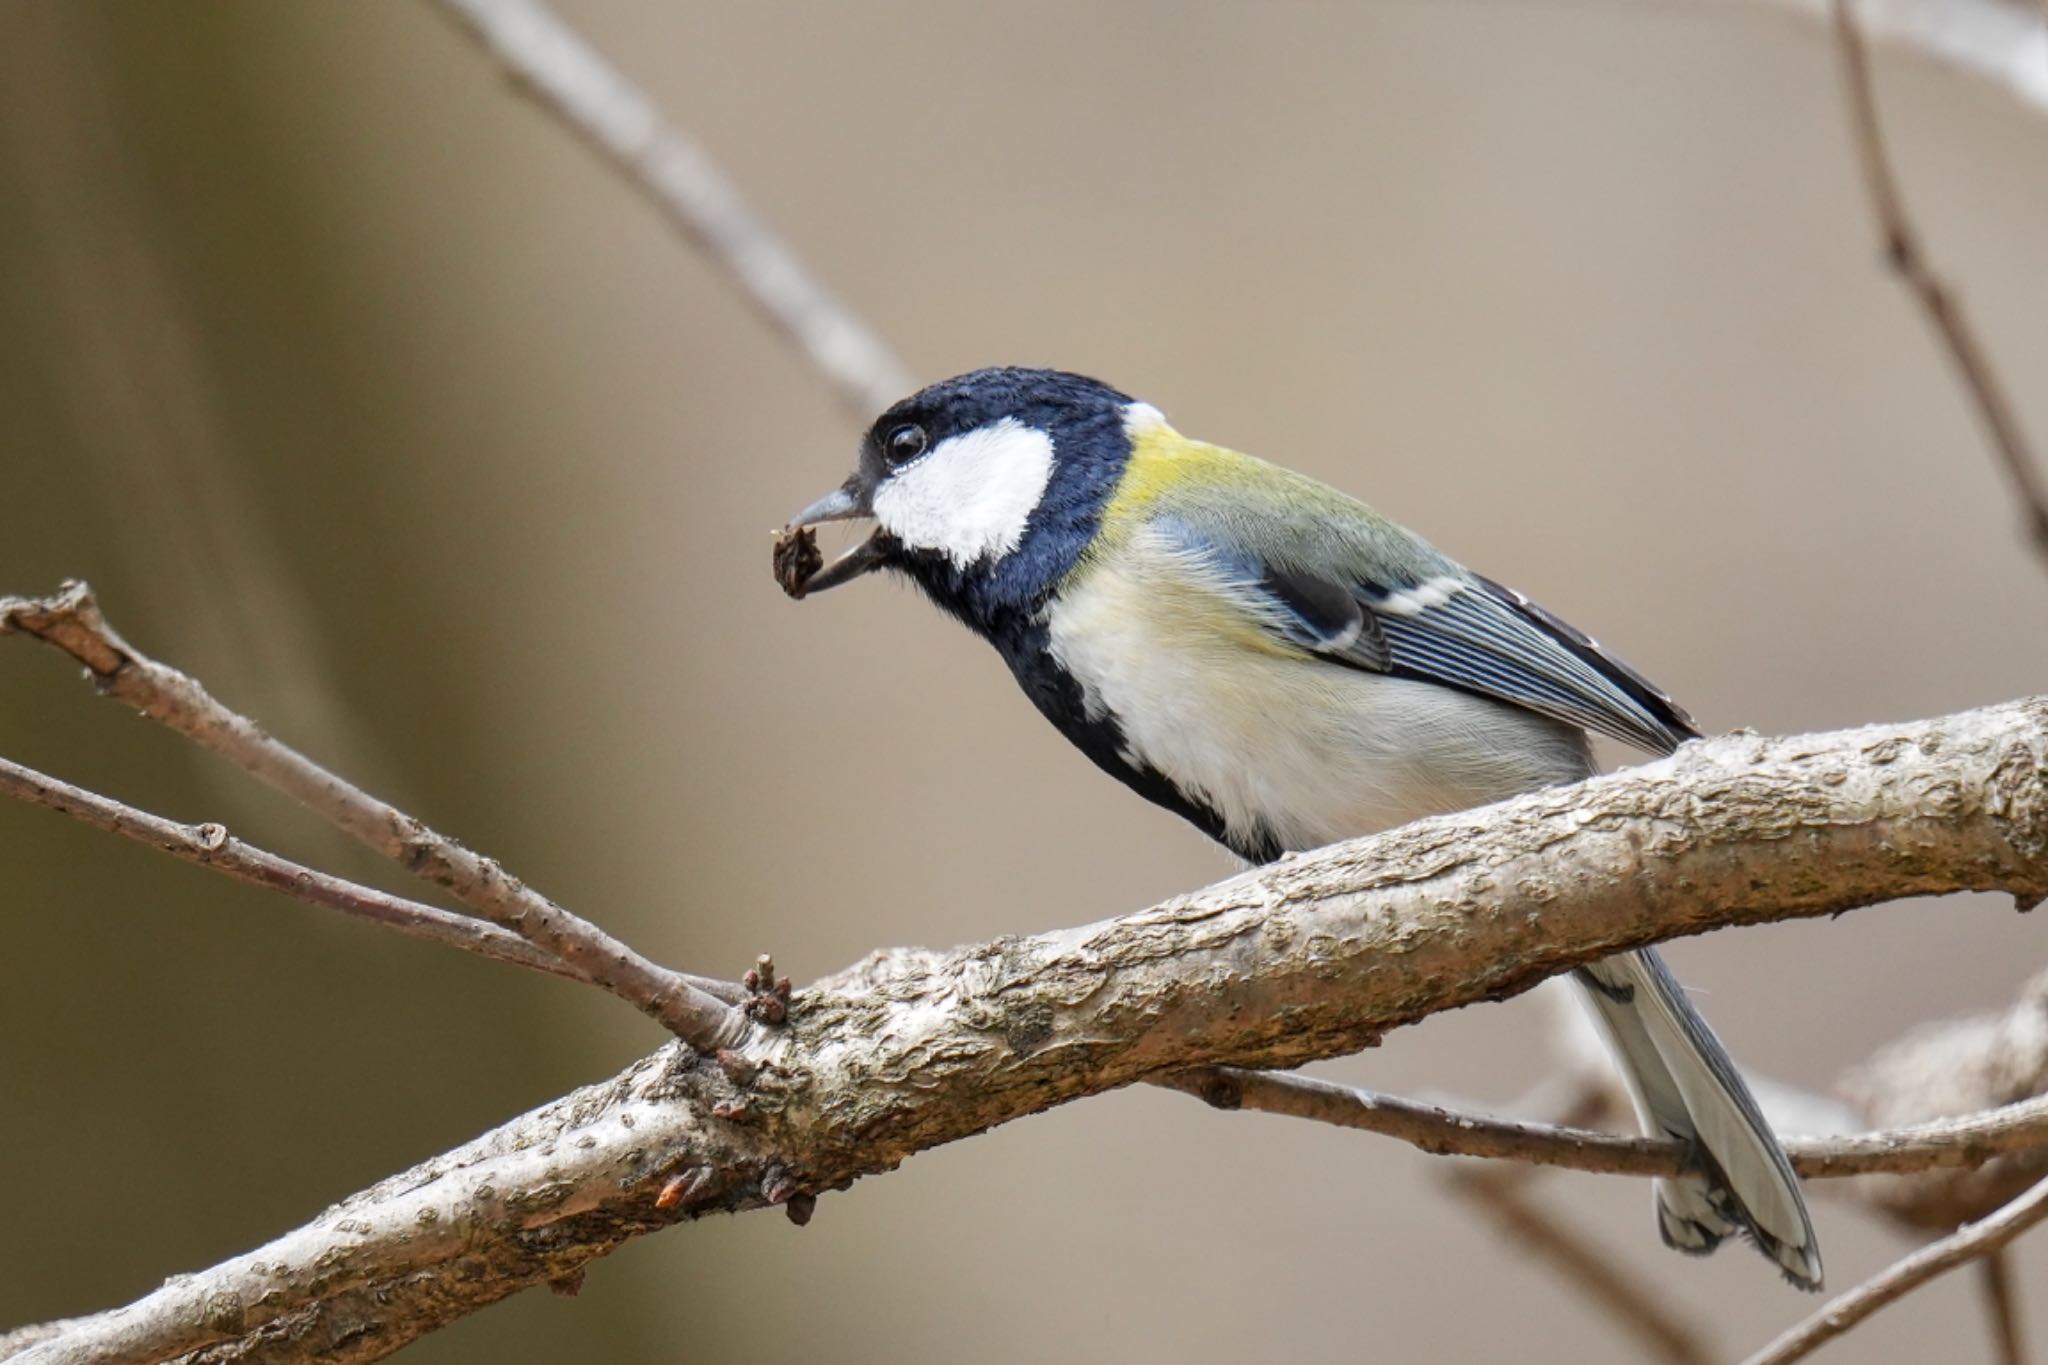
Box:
left=988, top=613, right=1283, bottom=865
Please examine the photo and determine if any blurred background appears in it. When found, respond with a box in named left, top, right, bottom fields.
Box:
left=2, top=2, right=2044, bottom=1360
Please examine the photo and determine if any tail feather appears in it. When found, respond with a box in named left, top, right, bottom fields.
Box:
left=1574, top=948, right=1823, bottom=1290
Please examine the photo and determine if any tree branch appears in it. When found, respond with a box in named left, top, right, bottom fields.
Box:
left=0, top=751, right=574, bottom=979
left=1737, top=0, right=2048, bottom=116
left=1832, top=0, right=2048, bottom=567
left=0, top=749, right=751, bottom=1004
left=0, top=582, right=744, bottom=1050
left=425, top=0, right=914, bottom=420
left=1742, top=1173, right=2048, bottom=1365
left=6, top=3, right=2030, bottom=1359
left=1159, top=1067, right=2048, bottom=1181
left=1435, top=1076, right=1722, bottom=1365
left=1449, top=1161, right=1717, bottom=1365
left=1980, top=1249, right=2030, bottom=1365
left=6, top=697, right=2045, bottom=1364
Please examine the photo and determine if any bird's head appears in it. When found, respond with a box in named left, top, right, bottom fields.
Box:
left=787, top=367, right=1161, bottom=626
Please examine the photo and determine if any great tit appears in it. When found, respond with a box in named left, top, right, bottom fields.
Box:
left=787, top=366, right=1821, bottom=1289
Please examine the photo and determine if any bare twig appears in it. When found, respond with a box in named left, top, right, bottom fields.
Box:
left=425, top=0, right=914, bottom=420
left=1158, top=1066, right=1671, bottom=1169
left=1184, top=1052, right=2048, bottom=1363
left=1441, top=1076, right=1719, bottom=1365
left=1742, top=1174, right=2048, bottom=1365
left=1450, top=1162, right=1717, bottom=1365
left=1980, top=1249, right=2030, bottom=1365
left=1162, top=1066, right=2048, bottom=1182
left=0, top=582, right=744, bottom=1050
left=0, top=752, right=576, bottom=981
left=1732, top=0, right=2048, bottom=115
left=0, top=750, right=751, bottom=1006
left=7, top=696, right=2047, bottom=1363
left=1833, top=0, right=2048, bottom=566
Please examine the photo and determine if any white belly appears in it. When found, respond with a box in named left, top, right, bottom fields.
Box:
left=1044, top=555, right=1593, bottom=853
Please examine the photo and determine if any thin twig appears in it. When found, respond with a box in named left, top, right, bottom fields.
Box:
left=1980, top=1248, right=2031, bottom=1365
left=1742, top=1173, right=2048, bottom=1365
left=0, top=752, right=578, bottom=981
left=1163, top=1066, right=2048, bottom=1181
left=426, top=0, right=914, bottom=420
left=1437, top=1076, right=1718, bottom=1365
left=1731, top=0, right=2048, bottom=116
left=1448, top=1162, right=1717, bottom=1365
left=0, top=750, right=751, bottom=1005
left=0, top=582, right=744, bottom=1050
left=1833, top=0, right=2048, bottom=566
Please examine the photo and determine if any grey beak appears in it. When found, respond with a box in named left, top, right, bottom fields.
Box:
left=789, top=484, right=866, bottom=527
left=786, top=480, right=885, bottom=594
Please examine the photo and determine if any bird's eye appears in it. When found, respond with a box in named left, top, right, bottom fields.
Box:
left=884, top=423, right=929, bottom=466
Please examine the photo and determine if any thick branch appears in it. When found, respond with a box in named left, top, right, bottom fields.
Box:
left=8, top=698, right=2046, bottom=1364
left=0, top=582, right=742, bottom=1050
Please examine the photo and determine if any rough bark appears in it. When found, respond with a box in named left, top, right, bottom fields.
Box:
left=6, top=698, right=2047, bottom=1364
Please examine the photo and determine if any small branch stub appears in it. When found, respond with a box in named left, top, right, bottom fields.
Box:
left=744, top=952, right=793, bottom=1025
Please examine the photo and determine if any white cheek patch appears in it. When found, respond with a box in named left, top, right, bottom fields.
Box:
left=871, top=417, right=1056, bottom=568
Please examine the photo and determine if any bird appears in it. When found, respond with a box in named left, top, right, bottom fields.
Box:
left=783, top=365, right=1822, bottom=1289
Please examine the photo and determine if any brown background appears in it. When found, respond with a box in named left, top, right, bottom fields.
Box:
left=2, top=3, right=2044, bottom=1361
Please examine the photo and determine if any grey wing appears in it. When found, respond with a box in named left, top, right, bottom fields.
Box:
left=1256, top=562, right=1392, bottom=672
left=1156, top=517, right=1699, bottom=755
left=1369, top=572, right=1700, bottom=755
